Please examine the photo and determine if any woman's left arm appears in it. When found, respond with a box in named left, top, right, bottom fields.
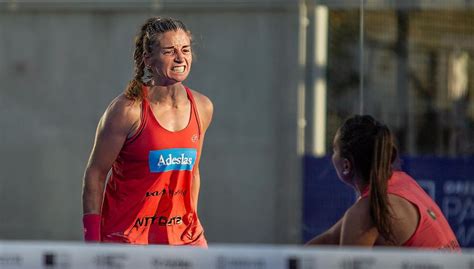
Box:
left=191, top=90, right=214, bottom=210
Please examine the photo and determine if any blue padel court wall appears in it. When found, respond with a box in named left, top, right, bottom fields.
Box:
left=303, top=155, right=474, bottom=247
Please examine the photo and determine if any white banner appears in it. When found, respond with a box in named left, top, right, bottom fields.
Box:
left=0, top=241, right=470, bottom=269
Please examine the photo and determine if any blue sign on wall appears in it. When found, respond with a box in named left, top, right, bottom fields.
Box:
left=303, top=155, right=474, bottom=247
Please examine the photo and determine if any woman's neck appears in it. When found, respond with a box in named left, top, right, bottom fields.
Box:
left=147, top=83, right=187, bottom=106
left=353, top=175, right=370, bottom=196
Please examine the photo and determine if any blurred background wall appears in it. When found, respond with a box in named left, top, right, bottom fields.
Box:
left=0, top=0, right=473, bottom=245
left=0, top=0, right=301, bottom=243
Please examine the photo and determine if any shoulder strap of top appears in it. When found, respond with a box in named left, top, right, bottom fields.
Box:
left=185, top=86, right=202, bottom=137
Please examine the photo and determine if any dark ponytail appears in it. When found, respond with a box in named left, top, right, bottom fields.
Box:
left=339, top=115, right=398, bottom=243
left=124, top=17, right=192, bottom=101
left=369, top=125, right=396, bottom=243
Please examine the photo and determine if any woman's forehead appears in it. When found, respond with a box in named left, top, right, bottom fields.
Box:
left=158, top=30, right=191, bottom=48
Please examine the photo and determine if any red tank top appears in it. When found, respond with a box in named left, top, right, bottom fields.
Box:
left=100, top=86, right=205, bottom=245
left=363, top=171, right=460, bottom=250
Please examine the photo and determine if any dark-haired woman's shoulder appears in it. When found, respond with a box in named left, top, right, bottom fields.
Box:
left=189, top=88, right=213, bottom=132
left=340, top=197, right=378, bottom=246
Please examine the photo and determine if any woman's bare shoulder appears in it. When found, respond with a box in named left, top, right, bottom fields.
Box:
left=105, top=94, right=140, bottom=118
left=346, top=196, right=371, bottom=219
left=189, top=89, right=213, bottom=111
left=188, top=88, right=213, bottom=130
left=100, top=94, right=141, bottom=132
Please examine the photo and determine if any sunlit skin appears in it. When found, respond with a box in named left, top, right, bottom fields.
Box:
left=82, top=28, right=213, bottom=230
left=140, top=29, right=196, bottom=132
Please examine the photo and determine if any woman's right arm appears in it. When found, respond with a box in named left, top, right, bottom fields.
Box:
left=81, top=96, right=139, bottom=240
left=306, top=198, right=377, bottom=246
left=305, top=217, right=343, bottom=245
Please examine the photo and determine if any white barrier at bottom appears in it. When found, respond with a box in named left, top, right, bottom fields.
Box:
left=0, top=240, right=471, bottom=269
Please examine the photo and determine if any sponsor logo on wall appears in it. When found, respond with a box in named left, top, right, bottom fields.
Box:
left=288, top=257, right=299, bottom=269
left=0, top=254, right=23, bottom=267
left=94, top=253, right=127, bottom=269
left=287, top=256, right=314, bottom=269
left=216, top=256, right=266, bottom=269
left=339, top=257, right=375, bottom=269
left=43, top=252, right=71, bottom=269
left=400, top=261, right=443, bottom=269
left=441, top=180, right=474, bottom=246
left=151, top=258, right=193, bottom=269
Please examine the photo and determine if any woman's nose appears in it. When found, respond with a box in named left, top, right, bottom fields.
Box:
left=174, top=51, right=184, bottom=62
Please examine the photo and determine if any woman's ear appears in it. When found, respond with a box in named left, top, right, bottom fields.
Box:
left=143, top=52, right=152, bottom=67
left=341, top=158, right=353, bottom=179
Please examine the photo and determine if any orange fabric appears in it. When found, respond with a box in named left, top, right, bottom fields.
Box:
left=101, top=86, right=206, bottom=245
left=362, top=171, right=460, bottom=250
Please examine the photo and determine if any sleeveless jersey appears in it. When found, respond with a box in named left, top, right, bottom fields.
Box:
left=100, top=86, right=206, bottom=245
left=363, top=171, right=460, bottom=250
